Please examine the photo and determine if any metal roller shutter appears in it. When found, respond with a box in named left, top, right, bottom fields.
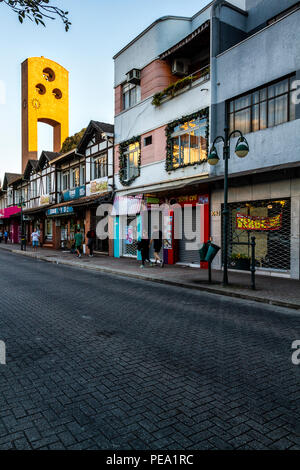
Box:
left=178, top=206, right=200, bottom=265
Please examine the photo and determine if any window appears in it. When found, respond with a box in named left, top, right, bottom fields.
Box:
left=71, top=168, right=80, bottom=188
left=122, top=83, right=141, bottom=110
left=124, top=142, right=140, bottom=180
left=80, top=165, right=85, bottom=185
left=93, top=154, right=107, bottom=179
left=170, top=118, right=208, bottom=168
left=62, top=171, right=69, bottom=191
left=32, top=180, right=37, bottom=198
left=45, top=219, right=53, bottom=240
left=46, top=174, right=51, bottom=194
left=228, top=75, right=297, bottom=135
left=144, top=136, right=152, bottom=146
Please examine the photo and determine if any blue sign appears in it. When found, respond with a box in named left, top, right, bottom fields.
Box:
left=63, top=186, right=86, bottom=202
left=47, top=206, right=74, bottom=216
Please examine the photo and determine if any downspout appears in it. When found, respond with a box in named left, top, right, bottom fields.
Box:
left=210, top=0, right=224, bottom=144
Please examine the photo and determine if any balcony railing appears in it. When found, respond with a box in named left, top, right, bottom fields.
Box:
left=151, top=65, right=210, bottom=107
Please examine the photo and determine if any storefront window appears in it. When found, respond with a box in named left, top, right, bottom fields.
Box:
left=45, top=219, right=53, bottom=240
left=225, top=199, right=291, bottom=271
left=171, top=118, right=207, bottom=168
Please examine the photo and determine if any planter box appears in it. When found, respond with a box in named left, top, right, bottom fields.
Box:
left=229, top=258, right=250, bottom=271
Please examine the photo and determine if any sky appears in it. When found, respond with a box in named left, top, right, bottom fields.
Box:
left=0, top=0, right=209, bottom=182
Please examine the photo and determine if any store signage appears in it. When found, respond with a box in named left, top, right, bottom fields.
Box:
left=236, top=213, right=282, bottom=231
left=176, top=194, right=209, bottom=206
left=125, top=225, right=134, bottom=245
left=163, top=215, right=173, bottom=250
left=47, top=206, right=74, bottom=216
left=40, top=195, right=50, bottom=206
left=112, top=194, right=143, bottom=216
left=63, top=186, right=86, bottom=202
left=87, top=179, right=108, bottom=196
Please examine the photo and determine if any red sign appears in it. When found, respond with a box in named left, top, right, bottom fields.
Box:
left=236, top=213, right=282, bottom=231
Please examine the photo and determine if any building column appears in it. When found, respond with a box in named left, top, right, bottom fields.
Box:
left=291, top=196, right=300, bottom=280
left=108, top=216, right=114, bottom=257
left=85, top=208, right=91, bottom=248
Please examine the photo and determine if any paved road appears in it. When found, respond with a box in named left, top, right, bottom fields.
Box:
left=0, top=250, right=299, bottom=450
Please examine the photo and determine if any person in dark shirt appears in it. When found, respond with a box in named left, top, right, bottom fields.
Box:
left=138, top=230, right=151, bottom=268
left=150, top=225, right=164, bottom=267
left=86, top=229, right=96, bottom=257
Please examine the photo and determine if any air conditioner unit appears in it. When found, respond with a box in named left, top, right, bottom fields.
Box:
left=126, top=69, right=141, bottom=85
left=172, top=58, right=190, bottom=76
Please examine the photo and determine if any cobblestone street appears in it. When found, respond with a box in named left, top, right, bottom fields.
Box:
left=0, top=250, right=299, bottom=450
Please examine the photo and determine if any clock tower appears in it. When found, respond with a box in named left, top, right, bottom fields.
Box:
left=21, top=57, right=69, bottom=172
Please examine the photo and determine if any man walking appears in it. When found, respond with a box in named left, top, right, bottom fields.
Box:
left=4, top=230, right=8, bottom=244
left=74, top=229, right=83, bottom=258
left=150, top=225, right=164, bottom=267
left=31, top=229, right=39, bottom=252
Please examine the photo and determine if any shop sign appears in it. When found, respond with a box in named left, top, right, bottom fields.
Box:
left=236, top=213, right=282, bottom=231
left=47, top=206, right=74, bottom=216
left=112, top=194, right=143, bottom=216
left=175, top=194, right=209, bottom=206
left=87, top=179, right=108, bottom=196
left=40, top=195, right=50, bottom=206
left=63, top=186, right=86, bottom=202
left=163, top=215, right=173, bottom=250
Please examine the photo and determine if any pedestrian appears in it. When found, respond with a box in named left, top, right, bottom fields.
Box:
left=137, top=230, right=151, bottom=268
left=4, top=230, right=8, bottom=244
left=150, top=225, right=164, bottom=267
left=31, top=229, right=39, bottom=252
left=86, top=229, right=96, bottom=257
left=74, top=229, right=83, bottom=258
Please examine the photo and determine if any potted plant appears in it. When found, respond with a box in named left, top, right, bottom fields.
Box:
left=229, top=253, right=251, bottom=271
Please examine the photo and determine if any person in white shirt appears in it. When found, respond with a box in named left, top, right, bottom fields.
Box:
left=31, top=230, right=40, bottom=252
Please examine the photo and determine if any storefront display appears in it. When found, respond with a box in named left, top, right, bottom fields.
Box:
left=227, top=198, right=291, bottom=272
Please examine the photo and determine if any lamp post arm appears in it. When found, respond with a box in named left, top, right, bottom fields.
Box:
left=211, top=135, right=226, bottom=148
left=228, top=129, right=244, bottom=141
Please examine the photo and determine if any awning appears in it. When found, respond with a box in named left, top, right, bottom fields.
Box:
left=0, top=206, right=21, bottom=219
left=159, top=20, right=210, bottom=60
left=112, top=194, right=144, bottom=216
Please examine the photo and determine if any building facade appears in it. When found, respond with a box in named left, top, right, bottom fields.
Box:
left=111, top=0, right=300, bottom=278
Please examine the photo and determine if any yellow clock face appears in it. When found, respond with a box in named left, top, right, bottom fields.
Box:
left=32, top=98, right=41, bottom=110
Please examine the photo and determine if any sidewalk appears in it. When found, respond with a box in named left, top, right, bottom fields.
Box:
left=1, top=242, right=300, bottom=310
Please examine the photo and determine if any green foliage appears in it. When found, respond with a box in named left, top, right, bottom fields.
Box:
left=119, top=136, right=141, bottom=187
left=152, top=67, right=210, bottom=107
left=61, top=128, right=86, bottom=154
left=230, top=253, right=251, bottom=260
left=165, top=108, right=209, bottom=172
left=1, top=0, right=71, bottom=31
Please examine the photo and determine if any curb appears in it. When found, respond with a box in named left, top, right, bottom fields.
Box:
left=1, top=246, right=300, bottom=311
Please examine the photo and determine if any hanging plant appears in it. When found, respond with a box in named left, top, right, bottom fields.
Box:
left=119, top=136, right=141, bottom=186
left=165, top=108, right=209, bottom=172
left=152, top=67, right=210, bottom=107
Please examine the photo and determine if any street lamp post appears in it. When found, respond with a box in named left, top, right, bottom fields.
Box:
left=207, top=128, right=249, bottom=286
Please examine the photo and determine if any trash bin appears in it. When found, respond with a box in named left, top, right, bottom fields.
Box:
left=199, top=242, right=209, bottom=262
left=205, top=242, right=220, bottom=263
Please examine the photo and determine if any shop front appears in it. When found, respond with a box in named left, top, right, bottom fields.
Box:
left=0, top=206, right=21, bottom=243
left=226, top=198, right=291, bottom=273
left=112, top=192, right=210, bottom=265
left=46, top=205, right=85, bottom=250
